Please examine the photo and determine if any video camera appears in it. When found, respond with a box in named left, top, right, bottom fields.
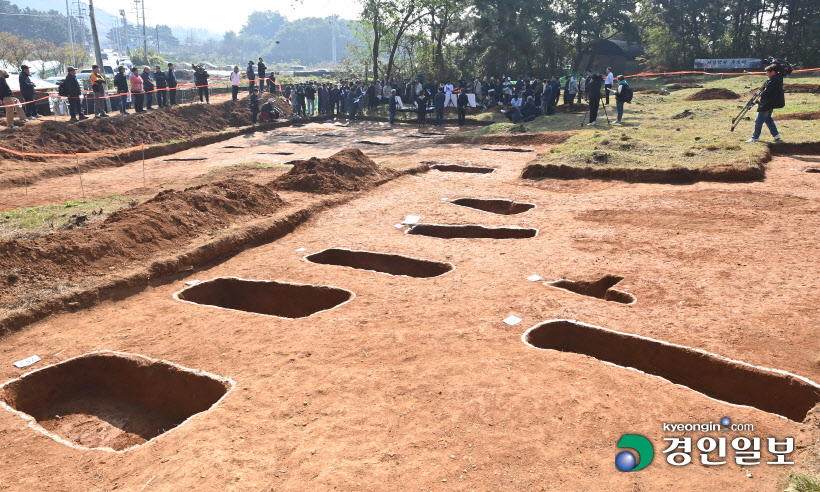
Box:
left=763, top=56, right=793, bottom=76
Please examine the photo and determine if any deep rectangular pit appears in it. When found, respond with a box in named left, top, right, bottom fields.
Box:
left=305, top=248, right=453, bottom=278
left=175, top=277, right=353, bottom=318
left=0, top=351, right=233, bottom=451
left=406, top=223, right=537, bottom=239
left=450, top=198, right=536, bottom=215
left=546, top=275, right=636, bottom=304
left=431, top=164, right=496, bottom=174
left=480, top=147, right=535, bottom=152
left=523, top=320, right=820, bottom=421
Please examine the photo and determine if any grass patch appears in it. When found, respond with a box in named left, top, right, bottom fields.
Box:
left=0, top=194, right=137, bottom=241
left=205, top=162, right=292, bottom=177
left=780, top=471, right=820, bottom=492
left=466, top=74, right=820, bottom=172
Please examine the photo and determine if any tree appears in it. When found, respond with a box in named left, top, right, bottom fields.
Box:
left=240, top=11, right=287, bottom=38
left=30, top=39, right=57, bottom=77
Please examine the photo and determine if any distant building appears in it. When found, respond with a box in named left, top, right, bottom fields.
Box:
left=576, top=40, right=644, bottom=75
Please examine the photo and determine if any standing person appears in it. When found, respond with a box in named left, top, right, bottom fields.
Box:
left=250, top=87, right=259, bottom=126
left=444, top=80, right=454, bottom=95
left=154, top=66, right=167, bottom=107
left=567, top=76, right=578, bottom=111
left=141, top=67, right=155, bottom=110
left=0, top=70, right=19, bottom=130
left=257, top=58, right=266, bottom=93
left=541, top=81, right=553, bottom=115
left=246, top=61, right=256, bottom=94
left=296, top=85, right=306, bottom=117
left=305, top=83, right=316, bottom=115
left=89, top=65, right=108, bottom=118
left=18, top=65, right=38, bottom=120
left=747, top=63, right=785, bottom=143
left=230, top=66, right=241, bottom=101
left=416, top=89, right=428, bottom=126
left=604, top=67, right=614, bottom=105
left=614, top=75, right=629, bottom=123
left=586, top=73, right=602, bottom=125
left=267, top=72, right=276, bottom=94
left=578, top=73, right=585, bottom=104
left=64, top=67, right=86, bottom=121
left=388, top=88, right=398, bottom=125
left=129, top=67, right=144, bottom=113
left=330, top=84, right=340, bottom=118
left=114, top=65, right=129, bottom=114
left=167, top=63, right=177, bottom=106
left=194, top=65, right=210, bottom=103
left=551, top=76, right=560, bottom=106
left=433, top=86, right=445, bottom=126
left=346, top=88, right=357, bottom=123
left=457, top=87, right=469, bottom=126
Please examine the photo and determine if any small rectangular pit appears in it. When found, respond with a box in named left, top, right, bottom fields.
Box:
left=0, top=351, right=233, bottom=451
left=406, top=223, right=537, bottom=239
left=450, top=198, right=535, bottom=215
left=174, top=277, right=353, bottom=319
left=546, top=275, right=636, bottom=304
left=480, top=147, right=535, bottom=152
left=522, top=320, right=820, bottom=422
left=431, top=164, right=496, bottom=174
left=305, top=248, right=453, bottom=278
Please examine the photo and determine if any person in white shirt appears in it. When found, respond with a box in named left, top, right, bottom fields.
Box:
left=511, top=94, right=522, bottom=107
left=604, top=67, right=614, bottom=105
left=444, top=81, right=454, bottom=94
left=230, top=66, right=242, bottom=101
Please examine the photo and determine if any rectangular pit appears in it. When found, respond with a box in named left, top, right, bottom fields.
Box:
left=0, top=351, right=233, bottom=451
left=406, top=223, right=537, bottom=239
left=450, top=198, right=536, bottom=215
left=305, top=248, right=453, bottom=278
left=174, top=277, right=354, bottom=319
left=522, top=320, right=820, bottom=421
left=546, top=275, right=636, bottom=304
left=431, top=164, right=496, bottom=174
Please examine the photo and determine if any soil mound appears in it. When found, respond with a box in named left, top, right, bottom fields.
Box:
left=774, top=111, right=820, bottom=121
left=272, top=148, right=397, bottom=194
left=685, top=88, right=740, bottom=101
left=635, top=89, right=668, bottom=95
left=2, top=100, right=246, bottom=162
left=666, top=82, right=703, bottom=89
left=439, top=131, right=574, bottom=146
left=228, top=95, right=294, bottom=126
left=0, top=179, right=283, bottom=307
left=784, top=84, right=820, bottom=93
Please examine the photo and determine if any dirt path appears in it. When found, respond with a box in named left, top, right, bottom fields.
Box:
left=0, top=129, right=818, bottom=490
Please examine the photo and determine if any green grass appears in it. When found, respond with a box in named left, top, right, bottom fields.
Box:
left=0, top=194, right=137, bottom=241
left=205, top=162, right=292, bottom=176
left=781, top=471, right=820, bottom=492
left=465, top=74, right=820, bottom=172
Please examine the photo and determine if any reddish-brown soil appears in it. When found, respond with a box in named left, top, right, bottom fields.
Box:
left=685, top=88, right=741, bottom=101
left=665, top=82, right=703, bottom=89
left=784, top=84, right=820, bottom=93
left=634, top=88, right=668, bottom=95
left=439, top=131, right=575, bottom=146
left=774, top=110, right=820, bottom=121
left=1, top=120, right=820, bottom=490
left=272, top=148, right=398, bottom=194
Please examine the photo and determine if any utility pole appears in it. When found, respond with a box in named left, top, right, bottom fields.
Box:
left=132, top=0, right=140, bottom=58
left=141, top=0, right=148, bottom=62
left=120, top=9, right=128, bottom=51
left=156, top=24, right=159, bottom=52
left=74, top=1, right=88, bottom=51
left=65, top=0, right=76, bottom=66
left=88, top=0, right=104, bottom=70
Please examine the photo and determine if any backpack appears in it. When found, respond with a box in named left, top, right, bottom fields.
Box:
left=620, top=85, right=634, bottom=103
left=58, top=79, right=68, bottom=97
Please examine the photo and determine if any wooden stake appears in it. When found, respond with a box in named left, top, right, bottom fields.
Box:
left=75, top=155, right=85, bottom=198
left=142, top=144, right=146, bottom=187
left=22, top=142, right=27, bottom=195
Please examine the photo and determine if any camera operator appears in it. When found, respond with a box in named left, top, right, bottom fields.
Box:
left=746, top=62, right=785, bottom=143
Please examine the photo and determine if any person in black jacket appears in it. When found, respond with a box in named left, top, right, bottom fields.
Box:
left=167, top=63, right=177, bottom=106
left=18, top=65, right=38, bottom=119
left=250, top=87, right=259, bottom=126
left=0, top=70, right=19, bottom=129
left=194, top=65, right=210, bottom=103
left=141, top=67, right=155, bottom=110
left=520, top=96, right=538, bottom=121
left=114, top=65, right=129, bottom=114
left=65, top=67, right=87, bottom=122
left=154, top=66, right=167, bottom=107
left=388, top=88, right=398, bottom=125
left=257, top=58, right=266, bottom=93
left=586, top=73, right=603, bottom=125
left=433, top=87, right=445, bottom=126
left=747, top=64, right=785, bottom=143
left=457, top=88, right=469, bottom=126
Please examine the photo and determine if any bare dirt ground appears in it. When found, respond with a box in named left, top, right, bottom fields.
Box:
left=1, top=122, right=819, bottom=490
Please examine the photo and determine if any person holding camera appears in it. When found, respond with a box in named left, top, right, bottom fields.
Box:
left=746, top=63, right=784, bottom=143
left=194, top=65, right=210, bottom=103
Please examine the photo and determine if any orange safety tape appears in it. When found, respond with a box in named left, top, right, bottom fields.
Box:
left=0, top=143, right=146, bottom=158
left=625, top=67, right=819, bottom=78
